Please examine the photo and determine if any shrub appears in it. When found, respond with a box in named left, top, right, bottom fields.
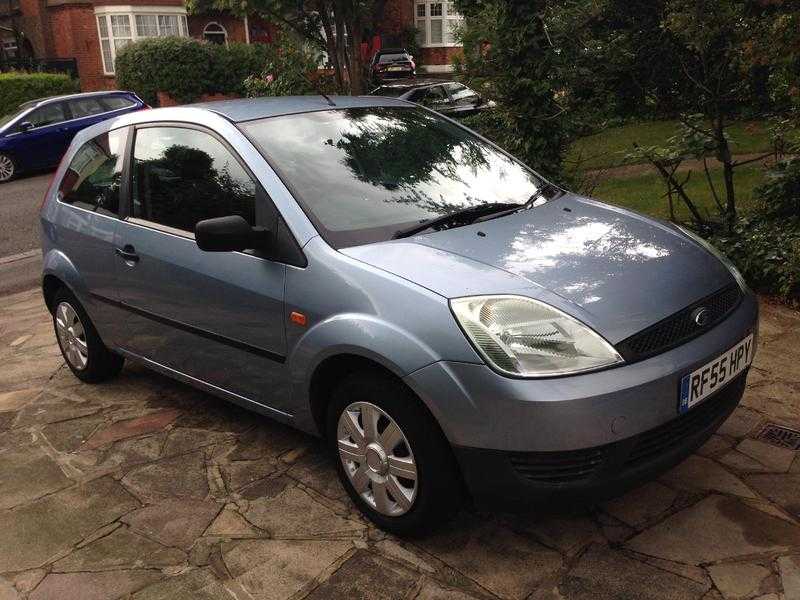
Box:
left=706, top=156, right=800, bottom=301
left=116, top=35, right=320, bottom=106
left=242, top=35, right=323, bottom=98
left=710, top=216, right=800, bottom=300
left=755, top=156, right=800, bottom=219
left=0, top=71, right=79, bottom=116
left=116, top=37, right=210, bottom=106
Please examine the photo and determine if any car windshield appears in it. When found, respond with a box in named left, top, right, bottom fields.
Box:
left=241, top=106, right=544, bottom=248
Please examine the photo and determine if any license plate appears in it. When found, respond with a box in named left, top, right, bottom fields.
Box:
left=679, top=334, right=753, bottom=413
left=388, top=66, right=403, bottom=71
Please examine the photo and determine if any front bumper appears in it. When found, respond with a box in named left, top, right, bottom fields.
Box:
left=453, top=371, right=745, bottom=507
left=404, top=290, right=758, bottom=505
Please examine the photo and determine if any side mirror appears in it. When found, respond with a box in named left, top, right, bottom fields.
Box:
left=18, top=121, right=33, bottom=132
left=195, top=215, right=271, bottom=252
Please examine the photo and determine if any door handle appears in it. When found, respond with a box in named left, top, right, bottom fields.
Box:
left=115, top=245, right=139, bottom=263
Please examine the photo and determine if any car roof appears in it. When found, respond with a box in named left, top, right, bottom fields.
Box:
left=375, top=47, right=409, bottom=55
left=21, top=90, right=135, bottom=110
left=191, top=95, right=410, bottom=123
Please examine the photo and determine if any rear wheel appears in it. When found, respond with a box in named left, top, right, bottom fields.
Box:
left=52, top=288, right=124, bottom=383
left=327, top=370, right=461, bottom=536
left=0, top=154, right=15, bottom=182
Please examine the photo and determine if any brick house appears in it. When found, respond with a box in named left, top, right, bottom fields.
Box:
left=1, top=0, right=463, bottom=92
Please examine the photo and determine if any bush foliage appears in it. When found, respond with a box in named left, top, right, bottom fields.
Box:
left=0, top=72, right=79, bottom=116
left=116, top=37, right=274, bottom=106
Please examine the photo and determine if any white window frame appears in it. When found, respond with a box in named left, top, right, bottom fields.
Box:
left=95, top=5, right=189, bottom=75
left=202, top=21, right=228, bottom=46
left=415, top=1, right=463, bottom=48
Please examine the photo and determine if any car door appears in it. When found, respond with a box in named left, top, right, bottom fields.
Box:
left=113, top=123, right=291, bottom=415
left=16, top=101, right=71, bottom=168
left=52, top=126, right=130, bottom=345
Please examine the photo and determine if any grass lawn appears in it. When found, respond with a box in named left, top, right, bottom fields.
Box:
left=567, top=119, right=784, bottom=170
left=590, top=164, right=766, bottom=221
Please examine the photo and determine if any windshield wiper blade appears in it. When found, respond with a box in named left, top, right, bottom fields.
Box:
left=393, top=202, right=519, bottom=239
left=524, top=181, right=564, bottom=208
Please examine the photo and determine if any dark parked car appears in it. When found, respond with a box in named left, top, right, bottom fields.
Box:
left=371, top=80, right=493, bottom=118
left=370, top=48, right=416, bottom=82
left=0, top=90, right=146, bottom=182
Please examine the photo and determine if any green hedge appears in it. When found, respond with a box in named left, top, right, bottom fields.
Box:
left=116, top=37, right=274, bottom=106
left=0, top=72, right=79, bottom=117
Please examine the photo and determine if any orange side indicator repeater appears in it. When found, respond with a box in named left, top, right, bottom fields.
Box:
left=290, top=311, right=307, bottom=326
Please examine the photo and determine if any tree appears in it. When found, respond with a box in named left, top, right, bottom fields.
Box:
left=454, top=0, right=569, bottom=182
left=185, top=0, right=390, bottom=94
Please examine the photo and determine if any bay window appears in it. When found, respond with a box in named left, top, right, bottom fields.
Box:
left=95, top=7, right=189, bottom=75
left=415, top=1, right=463, bottom=48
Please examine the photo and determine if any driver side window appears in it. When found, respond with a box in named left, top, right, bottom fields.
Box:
left=131, top=126, right=259, bottom=233
left=422, top=86, right=448, bottom=108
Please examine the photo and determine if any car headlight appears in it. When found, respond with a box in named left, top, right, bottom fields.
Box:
left=450, top=295, right=624, bottom=378
left=675, top=225, right=748, bottom=291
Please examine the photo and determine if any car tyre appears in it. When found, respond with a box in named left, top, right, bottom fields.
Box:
left=52, top=288, right=124, bottom=383
left=0, top=153, right=15, bottom=182
left=327, top=369, right=462, bottom=536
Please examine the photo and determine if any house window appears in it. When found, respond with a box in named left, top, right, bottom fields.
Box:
left=202, top=22, right=228, bottom=45
left=415, top=1, right=462, bottom=48
left=96, top=7, right=189, bottom=75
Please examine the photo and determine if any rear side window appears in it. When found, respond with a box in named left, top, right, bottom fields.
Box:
left=27, top=103, right=66, bottom=128
left=102, top=96, right=136, bottom=111
left=131, top=126, right=257, bottom=232
left=58, top=128, right=128, bottom=216
left=69, top=97, right=107, bottom=119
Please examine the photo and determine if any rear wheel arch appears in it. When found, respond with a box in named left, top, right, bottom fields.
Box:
left=42, top=274, right=67, bottom=313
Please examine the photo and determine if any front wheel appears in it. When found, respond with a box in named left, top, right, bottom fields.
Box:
left=0, top=153, right=15, bottom=182
left=327, top=370, right=462, bottom=536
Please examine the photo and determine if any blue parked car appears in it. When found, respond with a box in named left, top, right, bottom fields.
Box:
left=0, top=90, right=146, bottom=183
left=40, top=97, right=757, bottom=534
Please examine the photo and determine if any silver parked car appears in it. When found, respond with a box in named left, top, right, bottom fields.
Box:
left=40, top=96, right=758, bottom=535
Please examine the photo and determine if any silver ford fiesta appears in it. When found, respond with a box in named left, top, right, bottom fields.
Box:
left=40, top=96, right=758, bottom=535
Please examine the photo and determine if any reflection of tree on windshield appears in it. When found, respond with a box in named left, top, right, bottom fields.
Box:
left=333, top=108, right=493, bottom=215
left=134, top=144, right=255, bottom=231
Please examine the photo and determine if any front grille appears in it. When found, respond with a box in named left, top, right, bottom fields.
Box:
left=616, top=284, right=742, bottom=362
left=509, top=373, right=745, bottom=487
left=509, top=447, right=604, bottom=484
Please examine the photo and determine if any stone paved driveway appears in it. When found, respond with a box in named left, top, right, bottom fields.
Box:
left=1, top=288, right=800, bottom=600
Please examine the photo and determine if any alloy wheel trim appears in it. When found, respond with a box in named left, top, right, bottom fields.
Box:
left=0, top=155, right=13, bottom=181
left=336, top=401, right=418, bottom=517
left=55, top=302, right=89, bottom=371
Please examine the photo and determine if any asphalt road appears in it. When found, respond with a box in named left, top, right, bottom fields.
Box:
left=0, top=172, right=52, bottom=295
left=0, top=172, right=51, bottom=256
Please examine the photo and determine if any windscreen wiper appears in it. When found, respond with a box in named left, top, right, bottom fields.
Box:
left=392, top=202, right=519, bottom=239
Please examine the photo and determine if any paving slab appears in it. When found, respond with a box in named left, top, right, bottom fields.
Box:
left=121, top=497, right=221, bottom=549
left=223, top=538, right=353, bottom=599
left=30, top=570, right=163, bottom=600
left=745, top=473, right=800, bottom=519
left=0, top=443, right=71, bottom=509
left=52, top=526, right=186, bottom=572
left=552, top=544, right=708, bottom=599
left=736, top=438, right=797, bottom=472
left=121, top=451, right=209, bottom=503
left=240, top=486, right=365, bottom=539
left=421, top=519, right=563, bottom=600
left=778, top=555, right=800, bottom=600
left=303, top=549, right=418, bottom=600
left=708, top=562, right=771, bottom=599
left=0, top=476, right=140, bottom=572
left=626, top=495, right=800, bottom=565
